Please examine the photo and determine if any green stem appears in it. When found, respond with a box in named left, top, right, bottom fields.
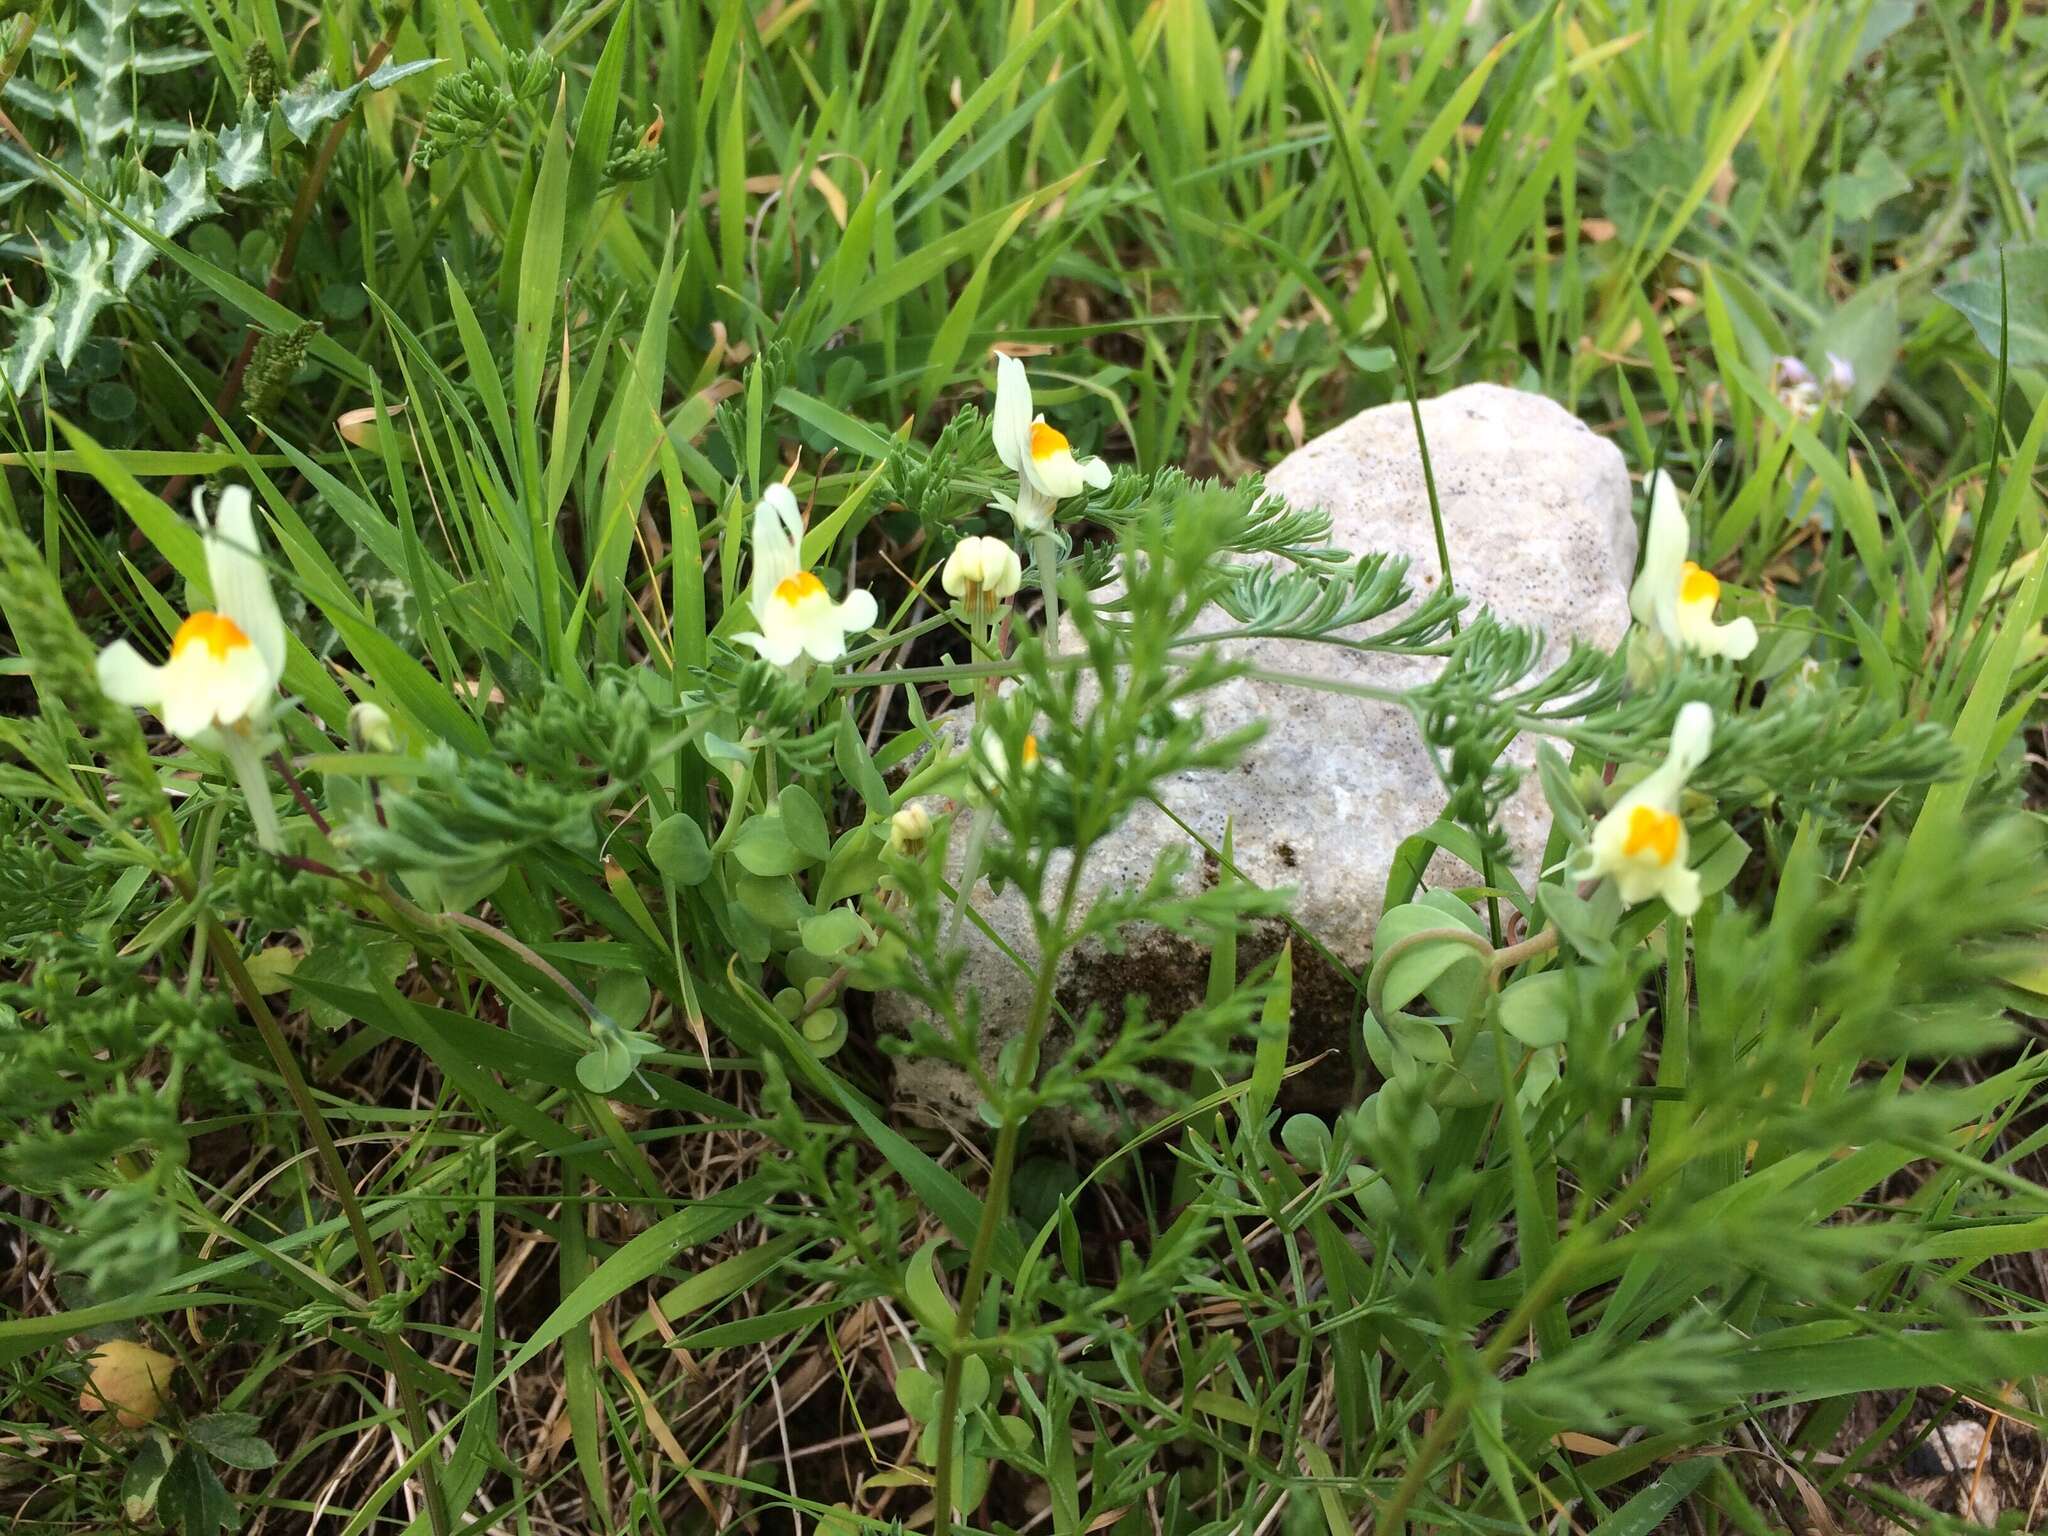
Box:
left=946, top=808, right=993, bottom=947
left=931, top=862, right=1080, bottom=1535
left=1033, top=529, right=1060, bottom=656
left=220, top=730, right=282, bottom=852
left=206, top=922, right=451, bottom=1536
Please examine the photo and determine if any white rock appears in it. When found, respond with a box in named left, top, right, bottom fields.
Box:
left=1927, top=1421, right=2000, bottom=1523
left=888, top=384, right=1638, bottom=1132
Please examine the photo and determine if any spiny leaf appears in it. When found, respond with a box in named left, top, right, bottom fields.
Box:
left=213, top=99, right=269, bottom=190
left=47, top=232, right=116, bottom=368
left=153, top=148, right=221, bottom=238
left=278, top=56, right=438, bottom=144
left=3, top=303, right=55, bottom=387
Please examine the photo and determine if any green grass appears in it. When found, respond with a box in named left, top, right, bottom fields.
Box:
left=2, top=1, right=2047, bottom=1534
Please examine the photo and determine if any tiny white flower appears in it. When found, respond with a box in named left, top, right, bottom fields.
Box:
left=735, top=484, right=878, bottom=667
left=1823, top=351, right=1856, bottom=401
left=1771, top=355, right=1813, bottom=390
left=1629, top=472, right=1758, bottom=663
left=941, top=535, right=1023, bottom=616
left=96, top=486, right=287, bottom=745
left=1771, top=356, right=1822, bottom=423
left=1573, top=702, right=1715, bottom=916
left=990, top=353, right=1110, bottom=534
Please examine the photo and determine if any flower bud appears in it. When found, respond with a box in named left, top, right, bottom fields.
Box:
left=968, top=729, right=1039, bottom=806
left=887, top=805, right=932, bottom=856
left=79, top=1340, right=177, bottom=1429
left=942, top=536, right=1023, bottom=617
left=348, top=701, right=397, bottom=754
left=1824, top=351, right=1855, bottom=401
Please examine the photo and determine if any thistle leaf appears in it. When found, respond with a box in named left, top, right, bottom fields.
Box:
left=278, top=56, right=438, bottom=143
left=130, top=44, right=211, bottom=75
left=153, top=148, right=220, bottom=236
left=1, top=76, right=63, bottom=120
left=3, top=305, right=56, bottom=390
left=213, top=100, right=270, bottom=190
left=48, top=232, right=116, bottom=367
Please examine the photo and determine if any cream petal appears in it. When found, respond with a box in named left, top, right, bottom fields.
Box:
left=1029, top=447, right=1087, bottom=500
left=799, top=616, right=849, bottom=663
left=941, top=543, right=975, bottom=598
left=1666, top=701, right=1714, bottom=775
left=96, top=641, right=166, bottom=708
left=213, top=642, right=276, bottom=729
left=1660, top=862, right=1703, bottom=917
left=736, top=626, right=806, bottom=667
left=1008, top=483, right=1056, bottom=535
left=750, top=485, right=804, bottom=610
left=1630, top=471, right=1689, bottom=642
left=1713, top=615, right=1758, bottom=660
left=992, top=355, right=1034, bottom=472
left=835, top=587, right=878, bottom=636
left=1079, top=453, right=1112, bottom=490
left=160, top=660, right=224, bottom=740
left=203, top=487, right=287, bottom=685
left=1682, top=609, right=1757, bottom=661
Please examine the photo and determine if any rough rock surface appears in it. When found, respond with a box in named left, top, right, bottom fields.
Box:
left=887, top=383, right=1638, bottom=1133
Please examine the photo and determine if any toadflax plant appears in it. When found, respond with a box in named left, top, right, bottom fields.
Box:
left=1, top=2, right=2043, bottom=1521
left=2, top=331, right=2014, bottom=1527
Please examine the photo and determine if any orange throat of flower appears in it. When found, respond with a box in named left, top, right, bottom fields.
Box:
left=1028, top=421, right=1069, bottom=461
left=1679, top=561, right=1720, bottom=607
left=773, top=570, right=826, bottom=606
left=171, top=610, right=250, bottom=661
left=1622, top=804, right=1681, bottom=866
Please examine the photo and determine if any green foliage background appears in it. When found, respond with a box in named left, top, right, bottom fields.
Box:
left=2, top=1, right=2046, bottom=1533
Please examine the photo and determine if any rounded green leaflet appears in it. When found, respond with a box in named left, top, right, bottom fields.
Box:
left=904, top=1235, right=956, bottom=1334
left=1496, top=969, right=1572, bottom=1048
left=575, top=1034, right=633, bottom=1093
left=736, top=872, right=811, bottom=930
left=798, top=906, right=867, bottom=958
left=733, top=812, right=808, bottom=876
left=1371, top=900, right=1488, bottom=1014
left=895, top=1365, right=937, bottom=1422
left=1280, top=1112, right=1331, bottom=1171
left=776, top=783, right=832, bottom=861
left=595, top=971, right=650, bottom=1028
left=646, top=812, right=712, bottom=884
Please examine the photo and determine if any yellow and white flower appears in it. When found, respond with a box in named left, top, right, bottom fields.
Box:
left=96, top=486, right=291, bottom=846
left=1629, top=471, right=1758, bottom=663
left=1573, top=702, right=1714, bottom=915
left=942, top=535, right=1022, bottom=617
left=96, top=487, right=287, bottom=746
left=991, top=353, right=1110, bottom=534
left=736, top=484, right=878, bottom=667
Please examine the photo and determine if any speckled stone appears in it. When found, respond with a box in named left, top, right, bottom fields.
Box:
left=886, top=384, right=1638, bottom=1135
